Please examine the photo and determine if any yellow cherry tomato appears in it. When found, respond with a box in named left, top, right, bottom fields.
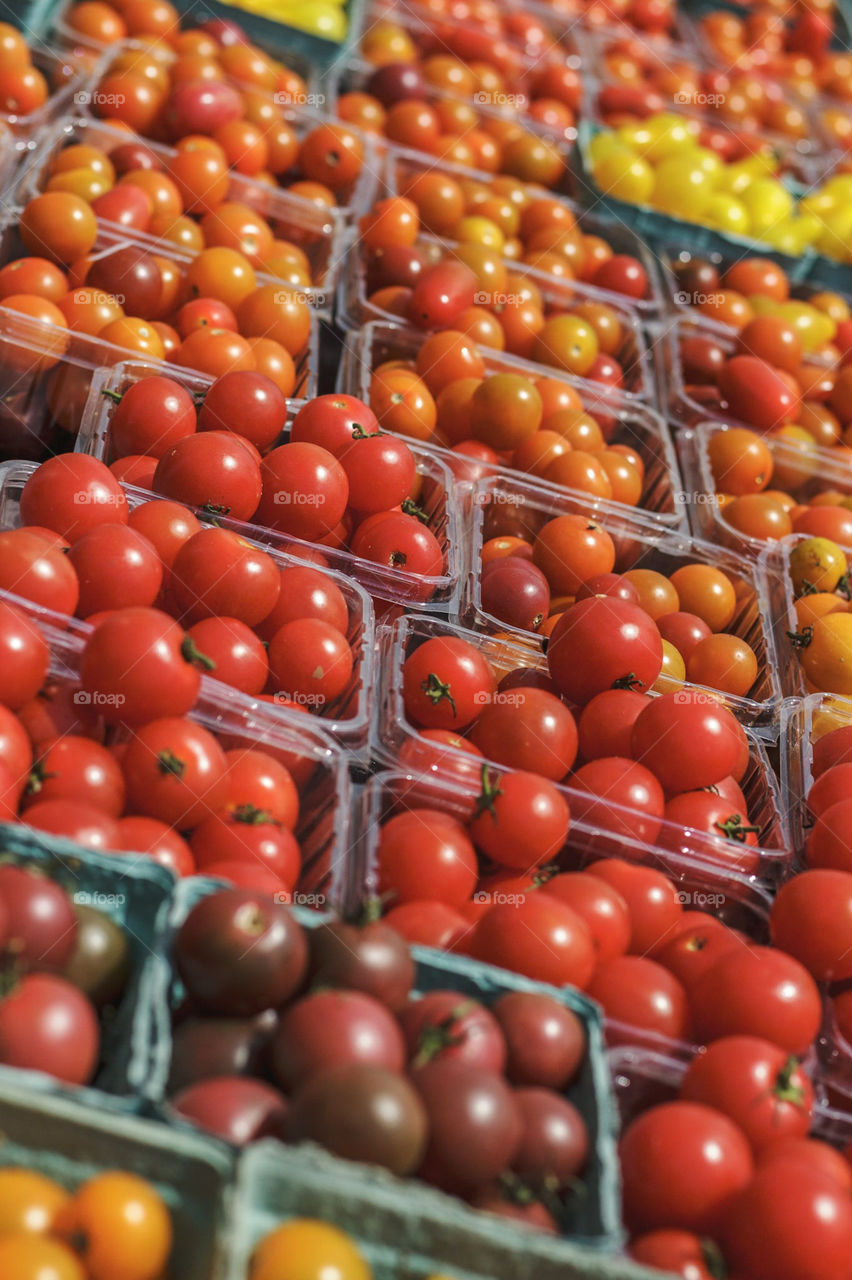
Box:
left=456, top=216, right=505, bottom=250
left=650, top=157, right=712, bottom=219
left=703, top=192, right=750, bottom=236
left=740, top=179, right=794, bottom=239
left=652, top=639, right=686, bottom=693
left=789, top=537, right=848, bottom=596
left=593, top=151, right=654, bottom=203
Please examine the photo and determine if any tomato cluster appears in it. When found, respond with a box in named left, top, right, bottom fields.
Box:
left=171, top=887, right=590, bottom=1227
left=0, top=22, right=51, bottom=119
left=0, top=860, right=134, bottom=1087
left=0, top=1167, right=172, bottom=1280
left=700, top=424, right=852, bottom=550
left=393, top=160, right=652, bottom=302
left=32, top=127, right=331, bottom=292
left=778, top=536, right=852, bottom=696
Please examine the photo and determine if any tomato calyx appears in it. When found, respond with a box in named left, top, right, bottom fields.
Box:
left=700, top=1239, right=728, bottom=1279
left=350, top=424, right=384, bottom=440
left=786, top=625, right=814, bottom=649
left=773, top=1056, right=809, bottom=1109
left=419, top=672, right=457, bottom=716
left=230, top=803, right=280, bottom=828
left=713, top=814, right=761, bottom=843
left=389, top=550, right=407, bottom=566
left=24, top=759, right=58, bottom=798
left=156, top=750, right=186, bottom=779
left=837, top=573, right=852, bottom=601
left=411, top=999, right=477, bottom=1067
left=200, top=502, right=231, bottom=520
left=612, top=672, right=644, bottom=690
left=351, top=895, right=384, bottom=926
left=473, top=764, right=503, bottom=821
left=401, top=498, right=428, bottom=523
left=101, top=388, right=123, bottom=405
left=180, top=635, right=216, bottom=672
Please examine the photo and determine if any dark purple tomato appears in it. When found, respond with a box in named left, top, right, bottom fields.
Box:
left=286, top=1062, right=428, bottom=1175
left=63, top=904, right=130, bottom=1008
left=308, top=918, right=414, bottom=1012
left=412, top=1058, right=523, bottom=1194
left=167, top=1011, right=277, bottom=1093
left=86, top=246, right=163, bottom=320
left=366, top=62, right=427, bottom=104
left=511, top=1087, right=589, bottom=1187
left=174, top=889, right=308, bottom=1017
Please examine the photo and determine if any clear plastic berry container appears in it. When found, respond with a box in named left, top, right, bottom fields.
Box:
left=0, top=205, right=320, bottom=397
left=0, top=451, right=376, bottom=755
left=384, top=143, right=665, bottom=318
left=337, top=231, right=657, bottom=407
left=779, top=690, right=852, bottom=865
left=675, top=420, right=852, bottom=558
left=338, top=320, right=684, bottom=527
left=462, top=471, right=782, bottom=727
left=17, top=116, right=349, bottom=314
left=372, top=615, right=792, bottom=883
left=0, top=43, right=90, bottom=147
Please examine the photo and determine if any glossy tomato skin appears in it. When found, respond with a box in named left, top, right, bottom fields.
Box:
left=172, top=1076, right=288, bottom=1145
left=770, top=868, right=852, bottom=982
left=620, top=1101, right=754, bottom=1234
left=680, top=1035, right=813, bottom=1152
left=377, top=809, right=478, bottom=908
left=548, top=597, right=663, bottom=704
left=469, top=687, right=578, bottom=781
left=402, top=635, right=496, bottom=732
left=541, top=872, right=631, bottom=963
left=719, top=355, right=798, bottom=430
left=629, top=1230, right=724, bottom=1280
left=308, top=919, right=414, bottom=1013
left=175, top=888, right=308, bottom=1016
left=470, top=896, right=595, bottom=988
left=0, top=973, right=99, bottom=1085
left=170, top=529, right=280, bottom=626
left=468, top=769, right=571, bottom=870
left=577, top=689, right=649, bottom=761
left=630, top=692, right=742, bottom=793
left=412, top=1058, right=523, bottom=1194
left=79, top=608, right=202, bottom=726
left=690, top=946, right=822, bottom=1054
left=570, top=756, right=664, bottom=844
left=0, top=530, right=79, bottom=615
left=493, top=991, right=586, bottom=1089
left=271, top=989, right=406, bottom=1091
left=0, top=866, right=77, bottom=971
left=0, top=603, right=49, bottom=710
left=399, top=991, right=506, bottom=1073
left=19, top=455, right=128, bottom=543
left=588, top=955, right=691, bottom=1042
left=722, top=1163, right=852, bottom=1280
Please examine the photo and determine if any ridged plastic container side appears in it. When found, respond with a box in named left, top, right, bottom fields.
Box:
left=0, top=305, right=158, bottom=463
left=159, top=877, right=623, bottom=1257
left=0, top=44, right=90, bottom=145
left=338, top=321, right=685, bottom=528
left=461, top=473, right=782, bottom=725
left=778, top=691, right=852, bottom=863
left=0, top=453, right=376, bottom=755
left=0, top=209, right=320, bottom=396
left=337, top=229, right=657, bottom=407
left=383, top=144, right=665, bottom=317
left=16, top=115, right=348, bottom=314
left=675, top=421, right=852, bottom=558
